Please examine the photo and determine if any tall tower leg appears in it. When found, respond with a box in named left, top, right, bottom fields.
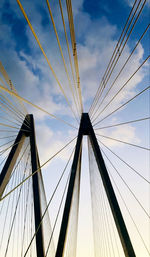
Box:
left=55, top=118, right=83, bottom=257
left=0, top=116, right=30, bottom=198
left=84, top=113, right=136, bottom=257
left=29, top=114, right=45, bottom=257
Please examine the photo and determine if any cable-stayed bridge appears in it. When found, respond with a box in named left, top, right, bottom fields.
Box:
left=0, top=0, right=149, bottom=256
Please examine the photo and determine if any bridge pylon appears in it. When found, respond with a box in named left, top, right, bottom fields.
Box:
left=56, top=113, right=136, bottom=257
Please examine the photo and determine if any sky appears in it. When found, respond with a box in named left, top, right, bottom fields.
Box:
left=0, top=0, right=149, bottom=256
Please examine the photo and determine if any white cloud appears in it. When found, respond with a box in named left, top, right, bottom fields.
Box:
left=98, top=124, right=140, bottom=149
left=35, top=122, right=77, bottom=165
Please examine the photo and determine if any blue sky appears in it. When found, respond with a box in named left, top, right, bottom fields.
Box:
left=0, top=0, right=149, bottom=256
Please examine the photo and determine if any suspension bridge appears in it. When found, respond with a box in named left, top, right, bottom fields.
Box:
left=0, top=0, right=149, bottom=256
